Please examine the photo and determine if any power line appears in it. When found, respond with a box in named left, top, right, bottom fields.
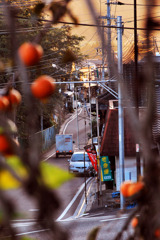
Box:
left=125, top=14, right=160, bottom=24
left=110, top=1, right=160, bottom=7
left=1, top=13, right=160, bottom=32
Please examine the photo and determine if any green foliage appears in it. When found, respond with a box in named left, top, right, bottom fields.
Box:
left=0, top=210, right=3, bottom=223
left=0, top=155, right=27, bottom=190
left=0, top=1, right=85, bottom=239
left=6, top=155, right=27, bottom=175
left=40, top=161, right=73, bottom=189
left=0, top=0, right=85, bottom=137
left=0, top=156, right=73, bottom=190
left=20, top=237, right=36, bottom=240
left=12, top=22, right=85, bottom=138
left=87, top=227, right=100, bottom=240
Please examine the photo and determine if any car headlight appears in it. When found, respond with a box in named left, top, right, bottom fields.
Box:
left=69, top=165, right=74, bottom=168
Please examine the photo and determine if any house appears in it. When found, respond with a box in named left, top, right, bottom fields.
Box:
left=100, top=100, right=144, bottom=191
left=98, top=55, right=160, bottom=191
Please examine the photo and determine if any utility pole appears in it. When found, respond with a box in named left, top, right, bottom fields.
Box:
left=99, top=0, right=111, bottom=80
left=107, top=0, right=111, bottom=48
left=117, top=16, right=125, bottom=210
left=76, top=87, right=80, bottom=149
left=106, top=0, right=112, bottom=79
left=134, top=0, right=141, bottom=180
left=88, top=64, right=93, bottom=142
left=102, top=20, right=105, bottom=81
left=96, top=98, right=102, bottom=196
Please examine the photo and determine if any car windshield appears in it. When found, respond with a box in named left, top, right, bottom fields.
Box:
left=71, top=153, right=90, bottom=162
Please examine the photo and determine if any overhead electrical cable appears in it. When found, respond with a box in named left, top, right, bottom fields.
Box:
left=1, top=13, right=160, bottom=31
left=122, top=10, right=160, bottom=23
left=111, top=2, right=160, bottom=7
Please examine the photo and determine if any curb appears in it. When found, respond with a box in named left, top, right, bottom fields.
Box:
left=74, top=178, right=98, bottom=216
left=85, top=179, right=97, bottom=212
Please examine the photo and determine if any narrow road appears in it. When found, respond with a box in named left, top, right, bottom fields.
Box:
left=5, top=106, right=131, bottom=240
left=5, top=106, right=95, bottom=239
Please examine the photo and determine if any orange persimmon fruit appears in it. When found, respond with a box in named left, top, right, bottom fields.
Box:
left=120, top=180, right=144, bottom=198
left=131, top=217, right=138, bottom=228
left=18, top=42, right=43, bottom=66
left=9, top=89, right=22, bottom=105
left=0, top=96, right=10, bottom=111
left=35, top=44, right=43, bottom=60
left=155, top=229, right=160, bottom=238
left=127, top=181, right=144, bottom=197
left=31, top=75, right=55, bottom=100
left=0, top=135, right=10, bottom=153
left=120, top=180, right=132, bottom=197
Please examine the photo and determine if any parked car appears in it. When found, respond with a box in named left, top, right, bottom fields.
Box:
left=68, top=151, right=94, bottom=176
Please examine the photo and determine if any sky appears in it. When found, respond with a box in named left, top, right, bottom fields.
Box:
left=62, top=0, right=160, bottom=61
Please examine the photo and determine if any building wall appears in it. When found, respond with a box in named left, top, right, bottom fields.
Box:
left=115, top=157, right=143, bottom=191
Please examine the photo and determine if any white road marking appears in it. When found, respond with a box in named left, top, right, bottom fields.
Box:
left=80, top=213, right=89, bottom=217
left=11, top=221, right=50, bottom=236
left=12, top=222, right=35, bottom=228
left=82, top=213, right=104, bottom=218
left=56, top=178, right=91, bottom=221
left=62, top=108, right=83, bottom=134
left=43, top=151, right=56, bottom=161
left=12, top=219, right=36, bottom=222
left=15, top=229, right=50, bottom=236
left=100, top=215, right=128, bottom=222
left=29, top=209, right=39, bottom=212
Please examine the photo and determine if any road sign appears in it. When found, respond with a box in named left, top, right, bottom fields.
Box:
left=100, top=156, right=113, bottom=181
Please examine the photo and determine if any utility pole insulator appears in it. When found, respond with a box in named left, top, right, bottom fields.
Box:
left=118, top=1, right=125, bottom=5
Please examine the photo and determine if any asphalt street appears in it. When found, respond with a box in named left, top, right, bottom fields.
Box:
left=7, top=108, right=136, bottom=240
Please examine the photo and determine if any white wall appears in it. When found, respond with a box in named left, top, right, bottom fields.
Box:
left=115, top=157, right=143, bottom=191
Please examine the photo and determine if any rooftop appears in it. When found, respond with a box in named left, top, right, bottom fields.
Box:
left=100, top=108, right=137, bottom=157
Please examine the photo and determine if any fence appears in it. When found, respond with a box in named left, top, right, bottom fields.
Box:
left=35, top=125, right=59, bottom=153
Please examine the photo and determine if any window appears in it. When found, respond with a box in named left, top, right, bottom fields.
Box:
left=71, top=153, right=90, bottom=162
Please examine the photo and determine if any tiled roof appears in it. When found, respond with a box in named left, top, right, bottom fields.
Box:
left=100, top=108, right=136, bottom=157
